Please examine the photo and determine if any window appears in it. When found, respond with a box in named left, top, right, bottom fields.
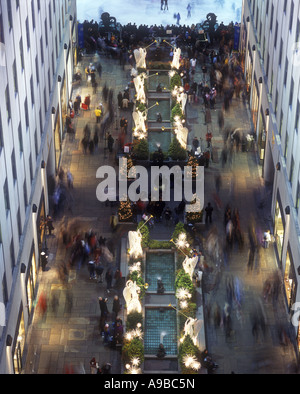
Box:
left=279, top=39, right=283, bottom=67
left=24, top=98, right=29, bottom=128
left=11, top=149, right=17, bottom=181
left=289, top=78, right=294, bottom=107
left=290, top=1, right=294, bottom=32
left=7, top=0, right=13, bottom=30
left=30, top=76, right=34, bottom=105
left=3, top=179, right=10, bottom=211
left=5, top=86, right=11, bottom=121
left=284, top=57, right=288, bottom=86
left=284, top=133, right=289, bottom=159
left=274, top=21, right=278, bottom=48
left=0, top=12, right=4, bottom=44
left=13, top=60, right=18, bottom=93
left=296, top=181, right=300, bottom=212
left=0, top=112, right=3, bottom=151
left=19, top=38, right=24, bottom=70
left=290, top=156, right=295, bottom=183
left=295, top=100, right=300, bottom=132
left=25, top=17, right=30, bottom=49
left=18, top=123, right=23, bottom=153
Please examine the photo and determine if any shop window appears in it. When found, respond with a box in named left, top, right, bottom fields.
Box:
left=274, top=200, right=284, bottom=262
left=284, top=249, right=296, bottom=312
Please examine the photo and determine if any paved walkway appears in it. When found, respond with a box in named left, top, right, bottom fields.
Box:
left=23, top=49, right=298, bottom=374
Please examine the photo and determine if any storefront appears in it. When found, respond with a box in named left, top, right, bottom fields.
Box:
left=284, top=245, right=297, bottom=312
left=54, top=105, right=62, bottom=171
left=257, top=107, right=266, bottom=164
left=274, top=194, right=285, bottom=266
left=251, top=75, right=259, bottom=138
left=12, top=307, right=25, bottom=374
left=26, top=243, right=38, bottom=316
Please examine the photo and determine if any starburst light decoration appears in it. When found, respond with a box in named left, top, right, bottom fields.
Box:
left=175, top=232, right=189, bottom=249
left=183, top=355, right=201, bottom=371
left=176, top=287, right=192, bottom=301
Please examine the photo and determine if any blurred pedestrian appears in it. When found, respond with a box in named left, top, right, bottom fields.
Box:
left=67, top=170, right=73, bottom=189
left=112, top=295, right=121, bottom=320
left=205, top=202, right=213, bottom=224
left=105, top=268, right=113, bottom=293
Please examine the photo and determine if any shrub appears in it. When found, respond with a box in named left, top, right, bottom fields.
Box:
left=122, top=337, right=144, bottom=364
left=170, top=73, right=182, bottom=91
left=168, top=136, right=187, bottom=161
left=137, top=221, right=150, bottom=247
left=132, top=139, right=149, bottom=160
left=171, top=102, right=184, bottom=123
left=175, top=269, right=195, bottom=295
left=126, top=311, right=143, bottom=331
left=178, top=334, right=202, bottom=374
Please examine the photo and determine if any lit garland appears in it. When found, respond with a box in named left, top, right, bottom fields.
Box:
left=118, top=199, right=133, bottom=222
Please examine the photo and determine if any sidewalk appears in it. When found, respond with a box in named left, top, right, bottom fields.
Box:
left=23, top=53, right=132, bottom=374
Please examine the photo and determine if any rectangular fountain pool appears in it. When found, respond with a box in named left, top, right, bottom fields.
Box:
left=148, top=130, right=172, bottom=154
left=148, top=98, right=170, bottom=121
left=148, top=71, right=170, bottom=91
left=145, top=251, right=175, bottom=292
left=144, top=308, right=177, bottom=355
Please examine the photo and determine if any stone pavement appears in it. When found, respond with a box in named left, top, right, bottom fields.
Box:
left=23, top=49, right=298, bottom=374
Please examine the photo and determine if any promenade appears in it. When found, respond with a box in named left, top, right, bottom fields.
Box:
left=23, top=47, right=298, bottom=374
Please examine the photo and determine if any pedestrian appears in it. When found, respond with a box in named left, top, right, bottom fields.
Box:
left=187, top=3, right=192, bottom=18
left=122, top=96, right=129, bottom=109
left=161, top=0, right=164, bottom=10
left=103, top=323, right=111, bottom=345
left=164, top=207, right=172, bottom=225
left=164, top=0, right=168, bottom=11
left=110, top=212, right=118, bottom=232
left=105, top=268, right=113, bottom=293
left=73, top=98, right=80, bottom=116
left=107, top=133, right=114, bottom=153
left=99, top=296, right=109, bottom=318
left=89, top=139, right=94, bottom=154
left=90, top=357, right=98, bottom=374
left=120, top=116, right=126, bottom=133
left=68, top=99, right=73, bottom=114
left=263, top=230, right=271, bottom=248
left=88, top=259, right=96, bottom=279
left=192, top=136, right=199, bottom=153
left=84, top=94, right=91, bottom=110
left=95, top=262, right=104, bottom=283
left=46, top=215, right=54, bottom=235
left=112, top=295, right=121, bottom=320
left=93, top=128, right=99, bottom=151
left=176, top=12, right=181, bottom=25
left=95, top=107, right=102, bottom=123
left=205, top=202, right=213, bottom=224
left=117, top=91, right=123, bottom=109
left=247, top=247, right=255, bottom=272
left=114, top=269, right=122, bottom=290
left=67, top=170, right=73, bottom=189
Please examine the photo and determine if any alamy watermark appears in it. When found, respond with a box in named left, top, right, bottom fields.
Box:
left=96, top=158, right=204, bottom=213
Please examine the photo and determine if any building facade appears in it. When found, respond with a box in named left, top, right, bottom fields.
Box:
left=0, top=0, right=77, bottom=373
left=240, top=0, right=300, bottom=353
